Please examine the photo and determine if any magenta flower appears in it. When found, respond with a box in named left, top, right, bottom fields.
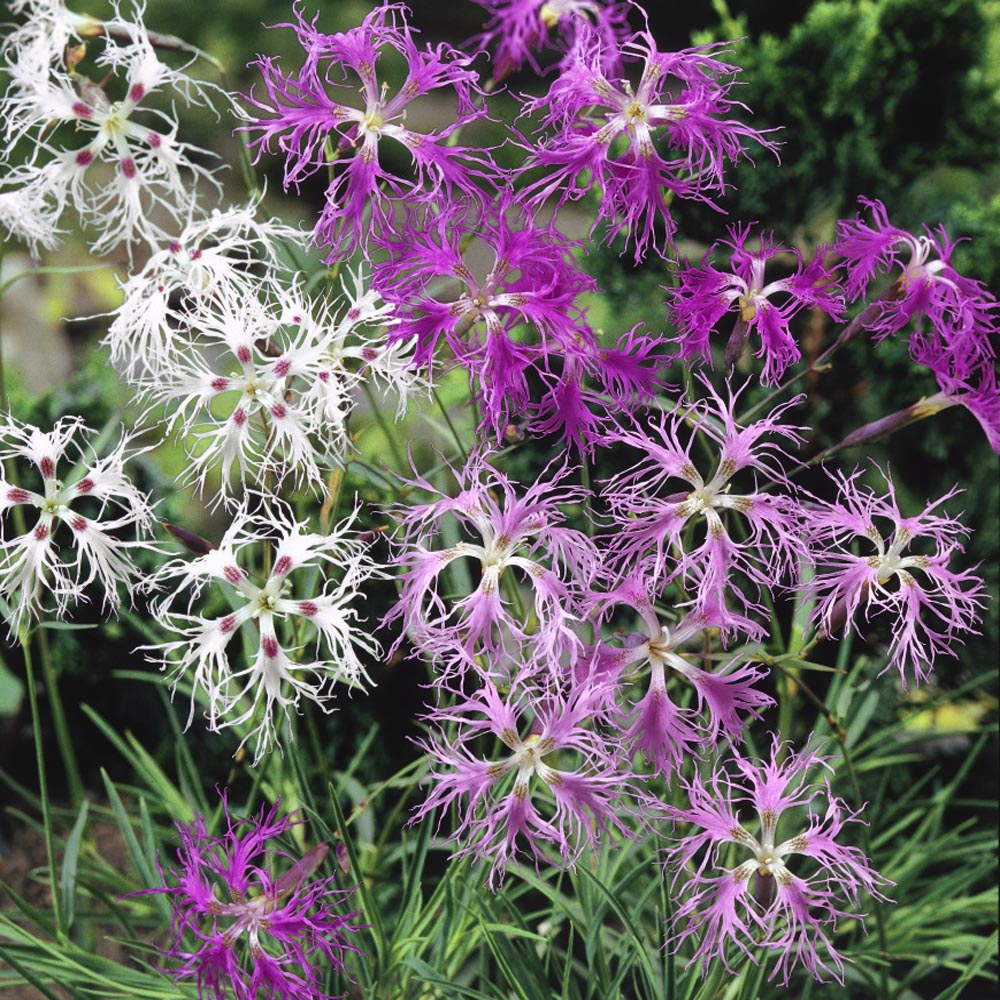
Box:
left=412, top=676, right=632, bottom=888
left=664, top=736, right=891, bottom=985
left=242, top=3, right=490, bottom=259
left=519, top=24, right=777, bottom=261
left=588, top=573, right=772, bottom=776
left=601, top=380, right=804, bottom=633
left=144, top=791, right=362, bottom=1000
left=468, top=0, right=629, bottom=81
left=668, top=224, right=844, bottom=383
left=836, top=198, right=997, bottom=362
left=373, top=194, right=596, bottom=436
left=383, top=450, right=598, bottom=679
left=374, top=194, right=666, bottom=447
left=801, top=466, right=985, bottom=687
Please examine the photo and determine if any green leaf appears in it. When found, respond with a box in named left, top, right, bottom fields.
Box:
left=59, top=800, right=89, bottom=932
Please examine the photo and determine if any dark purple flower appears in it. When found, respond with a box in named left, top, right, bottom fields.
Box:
left=518, top=24, right=778, bottom=261
left=468, top=0, right=630, bottom=81
left=373, top=193, right=664, bottom=445
left=668, top=224, right=844, bottom=383
left=242, top=3, right=492, bottom=259
left=144, top=791, right=362, bottom=1000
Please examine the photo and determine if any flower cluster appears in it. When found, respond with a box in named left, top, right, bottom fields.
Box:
left=147, top=791, right=362, bottom=1000
left=2, top=0, right=995, bottom=992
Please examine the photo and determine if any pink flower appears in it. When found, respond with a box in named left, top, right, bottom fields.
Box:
left=601, top=380, right=804, bottom=634
left=383, top=450, right=598, bottom=679
left=664, top=736, right=891, bottom=985
left=412, top=676, right=632, bottom=888
left=801, top=466, right=986, bottom=687
left=668, top=224, right=844, bottom=383
left=588, top=573, right=772, bottom=776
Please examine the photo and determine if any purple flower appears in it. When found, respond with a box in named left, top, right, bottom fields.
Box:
left=383, top=449, right=598, bottom=679
left=664, top=736, right=891, bottom=985
left=835, top=197, right=997, bottom=377
left=600, top=380, right=804, bottom=633
left=373, top=194, right=598, bottom=437
left=242, top=3, right=490, bottom=259
left=668, top=224, right=844, bottom=383
left=801, top=466, right=986, bottom=687
left=518, top=25, right=778, bottom=261
left=145, top=791, right=362, bottom=1000
left=587, top=573, right=772, bottom=776
left=468, top=0, right=630, bottom=81
left=412, top=676, right=632, bottom=888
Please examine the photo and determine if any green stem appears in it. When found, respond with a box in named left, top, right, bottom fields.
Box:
left=362, top=382, right=408, bottom=470
left=431, top=384, right=469, bottom=462
left=35, top=626, right=83, bottom=809
left=22, top=638, right=67, bottom=942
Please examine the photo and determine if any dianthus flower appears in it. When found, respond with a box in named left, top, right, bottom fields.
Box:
left=145, top=790, right=362, bottom=1000
left=0, top=182, right=63, bottom=259
left=588, top=574, right=772, bottom=776
left=382, top=450, right=599, bottom=679
left=801, top=466, right=985, bottom=687
left=519, top=24, right=777, bottom=261
left=835, top=197, right=998, bottom=377
left=668, top=224, right=844, bottom=384
left=468, top=0, right=629, bottom=81
left=0, top=414, right=156, bottom=636
left=601, top=381, right=804, bottom=631
left=664, top=736, right=891, bottom=985
left=242, top=2, right=490, bottom=260
left=1, top=9, right=223, bottom=256
left=137, top=276, right=402, bottom=505
left=373, top=194, right=663, bottom=443
left=412, top=676, right=632, bottom=888
left=105, top=204, right=303, bottom=376
left=144, top=499, right=382, bottom=762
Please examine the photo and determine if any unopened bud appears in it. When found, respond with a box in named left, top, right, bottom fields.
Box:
left=162, top=521, right=217, bottom=555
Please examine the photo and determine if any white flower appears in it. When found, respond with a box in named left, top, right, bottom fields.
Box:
left=0, top=4, right=224, bottom=256
left=144, top=498, right=383, bottom=762
left=135, top=285, right=332, bottom=505
left=0, top=414, right=157, bottom=635
left=134, top=272, right=415, bottom=506
left=105, top=203, right=306, bottom=375
left=0, top=183, right=63, bottom=258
